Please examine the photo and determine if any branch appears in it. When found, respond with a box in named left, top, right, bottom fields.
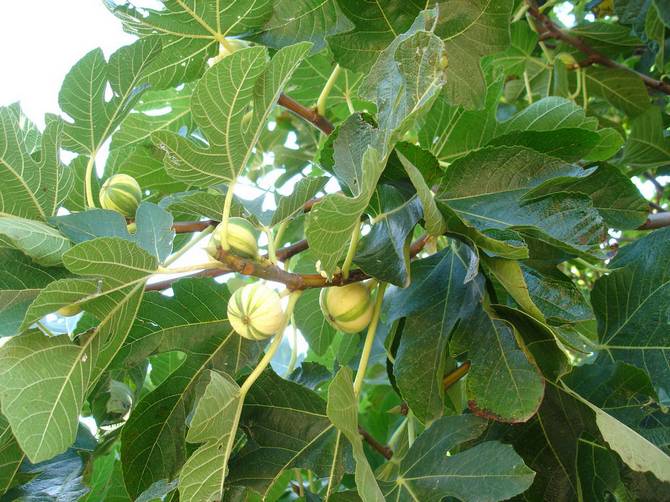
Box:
left=358, top=426, right=393, bottom=460
left=639, top=212, right=670, bottom=230
left=172, top=196, right=324, bottom=234
left=526, top=0, right=670, bottom=95
left=277, top=93, right=334, bottom=134
left=146, top=236, right=429, bottom=292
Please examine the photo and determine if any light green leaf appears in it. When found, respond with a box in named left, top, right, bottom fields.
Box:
left=121, top=326, right=258, bottom=500
left=359, top=9, right=447, bottom=152
left=179, top=371, right=242, bottom=502
left=271, top=176, right=327, bottom=226
left=397, top=151, right=446, bottom=236
left=0, top=106, right=72, bottom=220
left=380, top=415, right=535, bottom=501
left=0, top=331, right=93, bottom=463
left=1, top=238, right=156, bottom=462
left=497, top=96, right=598, bottom=133
left=105, top=0, right=273, bottom=89
left=436, top=0, right=514, bottom=109
left=327, top=367, right=384, bottom=502
left=566, top=387, right=670, bottom=484
left=108, top=145, right=188, bottom=198
left=59, top=38, right=162, bottom=156
left=154, top=43, right=311, bottom=187
left=327, top=1, right=424, bottom=72
left=256, top=0, right=353, bottom=53
left=62, top=155, right=100, bottom=213
left=306, top=147, right=384, bottom=277
left=0, top=414, right=24, bottom=495
left=0, top=216, right=71, bottom=267
left=111, top=84, right=194, bottom=150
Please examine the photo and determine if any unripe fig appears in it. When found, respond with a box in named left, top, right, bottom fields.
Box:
left=319, top=283, right=374, bottom=334
left=207, top=217, right=259, bottom=260
left=99, top=174, right=142, bottom=218
left=57, top=304, right=82, bottom=317
left=227, top=283, right=285, bottom=340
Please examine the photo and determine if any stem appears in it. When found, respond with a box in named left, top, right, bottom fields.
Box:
left=316, top=64, right=341, bottom=116
left=84, top=155, right=96, bottom=209
left=277, top=94, right=334, bottom=134
left=294, top=470, right=305, bottom=497
left=523, top=69, right=533, bottom=104
left=388, top=417, right=408, bottom=449
left=163, top=225, right=214, bottom=267
left=273, top=220, right=289, bottom=250
left=442, top=361, right=471, bottom=390
left=265, top=227, right=278, bottom=265
left=220, top=180, right=237, bottom=251
left=569, top=67, right=582, bottom=100
left=217, top=292, right=299, bottom=497
left=407, top=411, right=416, bottom=448
left=341, top=223, right=361, bottom=280
left=581, top=67, right=588, bottom=112
left=36, top=321, right=56, bottom=337
left=353, top=282, right=387, bottom=397
left=156, top=262, right=222, bottom=274
left=575, top=257, right=609, bottom=274
left=285, top=315, right=299, bottom=376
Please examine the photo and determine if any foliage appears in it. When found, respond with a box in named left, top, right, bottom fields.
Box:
left=1, top=1, right=669, bottom=500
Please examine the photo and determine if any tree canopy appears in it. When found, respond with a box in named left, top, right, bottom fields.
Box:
left=1, top=1, right=669, bottom=500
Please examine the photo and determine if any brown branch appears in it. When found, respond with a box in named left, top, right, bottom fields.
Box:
left=277, top=94, right=334, bottom=134
left=172, top=220, right=217, bottom=233
left=526, top=0, right=670, bottom=95
left=145, top=236, right=429, bottom=292
left=639, top=212, right=670, bottom=230
left=172, top=195, right=325, bottom=234
left=358, top=426, right=393, bottom=460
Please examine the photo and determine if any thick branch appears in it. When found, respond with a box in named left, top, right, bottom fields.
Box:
left=278, top=93, right=334, bottom=134
left=526, top=1, right=670, bottom=95
left=146, top=236, right=429, bottom=292
left=639, top=212, right=670, bottom=230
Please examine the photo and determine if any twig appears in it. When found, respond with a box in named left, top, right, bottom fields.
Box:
left=173, top=220, right=218, bottom=233
left=172, top=195, right=324, bottom=234
left=278, top=93, right=334, bottom=134
left=358, top=426, right=393, bottom=460
left=526, top=0, right=670, bottom=95
left=442, top=361, right=471, bottom=390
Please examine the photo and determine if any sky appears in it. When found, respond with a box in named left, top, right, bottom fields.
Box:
left=0, top=1, right=135, bottom=127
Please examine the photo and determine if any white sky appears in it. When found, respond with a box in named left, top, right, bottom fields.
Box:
left=0, top=1, right=135, bottom=128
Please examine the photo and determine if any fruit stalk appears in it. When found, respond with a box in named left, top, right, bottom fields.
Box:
left=353, top=282, right=387, bottom=397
